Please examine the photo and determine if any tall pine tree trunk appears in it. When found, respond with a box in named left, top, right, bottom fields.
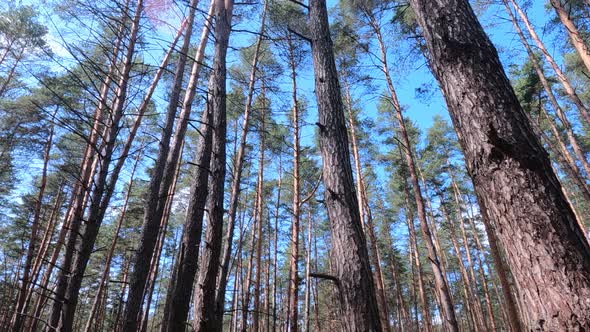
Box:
left=252, top=93, right=266, bottom=332
left=84, top=150, right=140, bottom=332
left=123, top=0, right=200, bottom=328
left=408, top=0, right=590, bottom=327
left=11, top=115, right=54, bottom=331
left=308, top=1, right=382, bottom=330
left=286, top=30, right=301, bottom=332
left=216, top=2, right=268, bottom=320
left=192, top=1, right=233, bottom=330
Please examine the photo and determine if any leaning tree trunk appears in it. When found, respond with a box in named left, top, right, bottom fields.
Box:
left=408, top=0, right=590, bottom=328
left=308, top=1, right=382, bottom=330
left=343, top=73, right=391, bottom=332
left=11, top=113, right=54, bottom=331
left=49, top=0, right=142, bottom=328
left=123, top=0, right=200, bottom=328
left=83, top=150, right=140, bottom=332
left=192, top=1, right=233, bottom=331
left=400, top=178, right=432, bottom=332
left=159, top=4, right=216, bottom=329
left=370, top=11, right=458, bottom=329
left=159, top=98, right=214, bottom=332
left=435, top=188, right=480, bottom=331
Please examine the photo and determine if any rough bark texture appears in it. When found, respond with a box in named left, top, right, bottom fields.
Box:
left=192, top=1, right=233, bottom=330
left=308, top=1, right=382, bottom=330
left=409, top=0, right=590, bottom=329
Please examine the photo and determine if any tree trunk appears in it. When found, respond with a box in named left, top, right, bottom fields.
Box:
left=216, top=1, right=268, bottom=321
left=401, top=179, right=432, bottom=332
left=192, top=1, right=233, bottom=330
left=23, top=183, right=64, bottom=331
left=368, top=11, right=458, bottom=329
left=308, top=1, right=382, bottom=330
left=114, top=259, right=130, bottom=332
left=381, top=210, right=410, bottom=330
left=272, top=159, right=282, bottom=332
left=123, top=0, right=200, bottom=328
left=252, top=90, right=267, bottom=332
left=50, top=0, right=142, bottom=328
left=84, top=150, right=140, bottom=332
left=286, top=28, right=301, bottom=332
left=448, top=178, right=486, bottom=331
left=342, top=73, right=391, bottom=331
left=159, top=99, right=214, bottom=332
left=466, top=212, right=498, bottom=331
left=435, top=188, right=480, bottom=331
left=11, top=114, right=55, bottom=331
left=303, top=209, right=312, bottom=332
left=47, top=0, right=131, bottom=320
left=408, top=0, right=590, bottom=328
left=407, top=236, right=419, bottom=331
left=240, top=209, right=258, bottom=332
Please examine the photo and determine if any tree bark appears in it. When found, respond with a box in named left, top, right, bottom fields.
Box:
left=408, top=0, right=590, bottom=328
left=192, top=1, right=233, bottom=330
left=308, top=1, right=382, bottom=330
